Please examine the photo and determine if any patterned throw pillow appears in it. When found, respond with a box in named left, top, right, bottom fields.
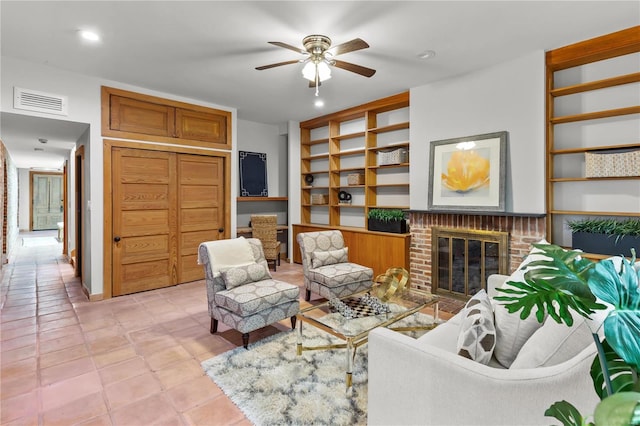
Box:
left=456, top=289, right=496, bottom=365
left=310, top=247, right=349, bottom=268
left=221, top=262, right=272, bottom=289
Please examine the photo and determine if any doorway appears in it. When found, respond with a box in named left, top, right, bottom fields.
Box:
left=31, top=172, right=63, bottom=230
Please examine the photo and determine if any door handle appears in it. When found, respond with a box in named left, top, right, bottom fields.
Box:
left=114, top=236, right=121, bottom=243
left=218, top=228, right=224, bottom=233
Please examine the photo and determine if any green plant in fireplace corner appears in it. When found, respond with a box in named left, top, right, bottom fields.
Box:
left=494, top=243, right=640, bottom=426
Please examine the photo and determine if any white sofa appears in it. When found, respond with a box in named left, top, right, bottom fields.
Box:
left=368, top=274, right=600, bottom=426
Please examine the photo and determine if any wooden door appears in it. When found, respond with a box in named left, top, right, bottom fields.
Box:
left=112, top=148, right=177, bottom=296
left=178, top=154, right=225, bottom=282
left=109, top=94, right=175, bottom=137
left=32, top=173, right=63, bottom=230
left=175, top=108, right=227, bottom=144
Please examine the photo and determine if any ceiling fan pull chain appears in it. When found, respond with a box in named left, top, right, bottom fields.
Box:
left=315, top=69, right=320, bottom=96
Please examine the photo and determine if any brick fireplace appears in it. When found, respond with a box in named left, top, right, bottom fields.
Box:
left=409, top=211, right=546, bottom=296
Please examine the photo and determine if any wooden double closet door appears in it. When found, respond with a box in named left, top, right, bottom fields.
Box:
left=111, top=147, right=224, bottom=296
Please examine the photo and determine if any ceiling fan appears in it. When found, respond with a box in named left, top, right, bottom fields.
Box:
left=256, top=35, right=376, bottom=96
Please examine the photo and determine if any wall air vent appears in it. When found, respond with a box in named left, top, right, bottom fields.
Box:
left=14, top=87, right=68, bottom=116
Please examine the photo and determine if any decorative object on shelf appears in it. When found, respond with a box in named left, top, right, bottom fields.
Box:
left=367, top=208, right=408, bottom=233
left=239, top=151, right=268, bottom=197
left=304, top=174, right=314, bottom=186
left=567, top=218, right=640, bottom=256
left=310, top=193, right=328, bottom=205
left=347, top=173, right=365, bottom=185
left=585, top=149, right=640, bottom=178
left=338, top=190, right=352, bottom=205
left=377, top=147, right=409, bottom=166
left=428, top=131, right=507, bottom=212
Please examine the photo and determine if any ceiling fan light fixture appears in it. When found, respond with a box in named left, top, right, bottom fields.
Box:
left=301, top=61, right=331, bottom=82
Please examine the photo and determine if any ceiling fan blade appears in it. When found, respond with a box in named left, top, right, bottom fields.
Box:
left=255, top=60, right=301, bottom=71
left=332, top=60, right=376, bottom=77
left=329, top=38, right=369, bottom=56
left=268, top=41, right=306, bottom=54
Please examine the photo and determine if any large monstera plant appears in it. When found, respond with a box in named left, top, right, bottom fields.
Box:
left=494, top=244, right=640, bottom=426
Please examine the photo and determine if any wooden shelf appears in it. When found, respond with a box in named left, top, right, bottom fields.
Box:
left=237, top=196, right=288, bottom=202
left=546, top=27, right=640, bottom=248
left=300, top=91, right=410, bottom=231
left=550, top=106, right=640, bottom=124
left=333, top=131, right=366, bottom=141
left=368, top=162, right=410, bottom=169
left=304, top=138, right=329, bottom=146
left=368, top=122, right=409, bottom=133
left=550, top=210, right=640, bottom=217
left=550, top=142, right=640, bottom=155
left=369, top=142, right=410, bottom=152
left=550, top=72, right=640, bottom=97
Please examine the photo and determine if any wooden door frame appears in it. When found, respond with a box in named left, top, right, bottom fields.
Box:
left=103, top=139, right=231, bottom=299
left=29, top=170, right=63, bottom=231
left=62, top=163, right=68, bottom=256
left=75, top=146, right=85, bottom=287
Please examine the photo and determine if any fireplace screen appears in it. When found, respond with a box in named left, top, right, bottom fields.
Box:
left=431, top=227, right=508, bottom=299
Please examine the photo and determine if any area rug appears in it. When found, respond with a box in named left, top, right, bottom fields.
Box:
left=201, top=312, right=435, bottom=426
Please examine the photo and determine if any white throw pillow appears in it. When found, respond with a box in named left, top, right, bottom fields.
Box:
left=311, top=247, right=349, bottom=268
left=493, top=241, right=549, bottom=368
left=510, top=309, right=593, bottom=369
left=456, top=290, right=496, bottom=365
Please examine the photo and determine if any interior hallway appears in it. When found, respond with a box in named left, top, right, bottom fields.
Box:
left=1, top=231, right=464, bottom=425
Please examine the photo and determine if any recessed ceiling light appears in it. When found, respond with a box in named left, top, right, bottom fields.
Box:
left=417, top=50, right=436, bottom=60
left=314, top=99, right=325, bottom=108
left=79, top=30, right=100, bottom=42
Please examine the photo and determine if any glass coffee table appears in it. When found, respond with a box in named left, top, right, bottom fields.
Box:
left=296, top=284, right=439, bottom=391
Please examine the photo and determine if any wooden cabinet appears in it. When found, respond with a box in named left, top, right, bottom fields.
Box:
left=300, top=92, right=410, bottom=229
left=102, top=86, right=231, bottom=150
left=292, top=224, right=410, bottom=278
left=545, top=26, right=640, bottom=254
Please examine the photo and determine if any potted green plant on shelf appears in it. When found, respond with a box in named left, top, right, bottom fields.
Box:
left=367, top=209, right=407, bottom=234
left=568, top=218, right=640, bottom=257
left=494, top=243, right=640, bottom=426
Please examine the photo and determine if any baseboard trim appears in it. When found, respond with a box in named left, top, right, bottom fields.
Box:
left=81, top=285, right=103, bottom=302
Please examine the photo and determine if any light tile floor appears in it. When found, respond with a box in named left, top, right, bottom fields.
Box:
left=1, top=231, right=463, bottom=425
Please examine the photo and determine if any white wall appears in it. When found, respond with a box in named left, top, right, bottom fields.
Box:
left=287, top=120, right=301, bottom=261
left=2, top=56, right=237, bottom=297
left=410, top=51, right=546, bottom=213
left=17, top=168, right=30, bottom=231
left=236, top=119, right=288, bottom=227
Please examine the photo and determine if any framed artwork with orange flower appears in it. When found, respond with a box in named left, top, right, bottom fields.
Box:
left=428, top=131, right=507, bottom=212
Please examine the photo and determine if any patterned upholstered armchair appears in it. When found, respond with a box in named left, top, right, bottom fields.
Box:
left=198, top=237, right=299, bottom=349
left=296, top=230, right=374, bottom=301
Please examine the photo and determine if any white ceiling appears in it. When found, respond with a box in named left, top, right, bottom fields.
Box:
left=1, top=1, right=638, bottom=169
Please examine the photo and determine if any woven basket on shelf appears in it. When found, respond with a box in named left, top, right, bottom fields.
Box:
left=585, top=150, right=640, bottom=178
left=310, top=194, right=328, bottom=205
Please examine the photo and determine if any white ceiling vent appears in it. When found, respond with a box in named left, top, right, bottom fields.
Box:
left=14, top=87, right=68, bottom=116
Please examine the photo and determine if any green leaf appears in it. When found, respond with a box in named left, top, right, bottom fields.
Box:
left=544, top=400, right=584, bottom=426
left=594, top=392, right=640, bottom=426
left=590, top=339, right=640, bottom=399
left=494, top=244, right=607, bottom=326
left=588, top=256, right=640, bottom=371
